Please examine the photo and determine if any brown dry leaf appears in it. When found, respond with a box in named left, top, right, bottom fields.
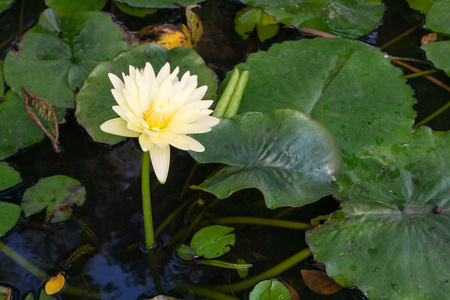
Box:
left=301, top=269, right=343, bottom=295
left=22, top=87, right=60, bottom=152
left=137, top=24, right=192, bottom=50
left=283, top=281, right=301, bottom=300
left=421, top=32, right=437, bottom=45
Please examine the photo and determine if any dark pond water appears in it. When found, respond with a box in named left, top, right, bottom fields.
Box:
left=1, top=0, right=449, bottom=299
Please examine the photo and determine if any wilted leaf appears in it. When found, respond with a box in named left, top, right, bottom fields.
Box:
left=301, top=269, right=343, bottom=295
left=22, top=88, right=60, bottom=152
left=190, top=225, right=235, bottom=259
left=45, top=272, right=65, bottom=295
left=22, top=175, right=86, bottom=223
left=137, top=24, right=192, bottom=49
left=0, top=286, right=12, bottom=300
left=186, top=5, right=203, bottom=45
left=421, top=32, right=437, bottom=45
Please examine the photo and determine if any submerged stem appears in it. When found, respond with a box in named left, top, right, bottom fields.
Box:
left=210, top=248, right=311, bottom=293
left=142, top=151, right=155, bottom=249
left=199, top=216, right=312, bottom=230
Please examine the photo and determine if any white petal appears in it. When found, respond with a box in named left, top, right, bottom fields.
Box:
left=111, top=89, right=131, bottom=111
left=169, top=134, right=204, bottom=151
left=100, top=118, right=141, bottom=137
left=108, top=73, right=124, bottom=91
left=150, top=146, right=171, bottom=184
left=150, top=134, right=170, bottom=148
left=139, top=134, right=154, bottom=151
left=156, top=63, right=171, bottom=86
left=186, top=85, right=207, bottom=103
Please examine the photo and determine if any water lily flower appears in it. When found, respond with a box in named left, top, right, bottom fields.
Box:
left=100, top=62, right=220, bottom=183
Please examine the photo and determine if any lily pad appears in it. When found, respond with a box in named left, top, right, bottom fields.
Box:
left=421, top=41, right=450, bottom=76
left=249, top=279, right=291, bottom=300
left=306, top=127, right=450, bottom=299
left=190, top=110, right=342, bottom=208
left=424, top=0, right=450, bottom=34
left=113, top=0, right=204, bottom=9
left=0, top=92, right=44, bottom=160
left=0, top=202, right=22, bottom=238
left=75, top=43, right=218, bottom=145
left=190, top=225, right=235, bottom=259
left=407, top=0, right=433, bottom=13
left=22, top=175, right=86, bottom=223
left=3, top=8, right=131, bottom=108
left=0, top=161, right=21, bottom=190
left=227, top=38, right=415, bottom=193
left=0, top=0, right=14, bottom=14
left=241, top=0, right=383, bottom=38
left=45, top=0, right=107, bottom=15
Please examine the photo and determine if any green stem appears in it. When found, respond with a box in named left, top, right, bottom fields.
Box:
left=199, top=216, right=312, bottom=230
left=210, top=248, right=311, bottom=293
left=213, top=68, right=241, bottom=118
left=154, top=197, right=192, bottom=239
left=224, top=70, right=249, bottom=118
left=415, top=101, right=450, bottom=128
left=0, top=240, right=48, bottom=281
left=197, top=259, right=253, bottom=270
left=142, top=151, right=155, bottom=249
left=174, top=283, right=238, bottom=300
left=402, top=69, right=440, bottom=79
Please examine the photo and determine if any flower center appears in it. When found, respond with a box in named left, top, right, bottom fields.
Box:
left=144, top=101, right=171, bottom=128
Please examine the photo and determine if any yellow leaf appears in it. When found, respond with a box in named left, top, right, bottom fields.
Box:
left=186, top=4, right=203, bottom=45
left=45, top=272, right=65, bottom=295
left=137, top=24, right=192, bottom=50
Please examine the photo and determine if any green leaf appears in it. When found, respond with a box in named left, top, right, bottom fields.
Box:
left=22, top=175, right=86, bottom=223
left=75, top=43, right=218, bottom=145
left=0, top=0, right=14, bottom=14
left=406, top=0, right=433, bottom=13
left=113, top=0, right=203, bottom=9
left=191, top=110, right=342, bottom=208
left=241, top=0, right=383, bottom=38
left=424, top=0, right=450, bottom=34
left=0, top=202, right=22, bottom=238
left=190, top=225, right=235, bottom=259
left=234, top=7, right=280, bottom=42
left=112, top=1, right=157, bottom=17
left=228, top=38, right=415, bottom=195
left=422, top=41, right=450, bottom=76
left=0, top=60, right=4, bottom=96
left=0, top=92, right=44, bottom=160
left=45, top=0, right=107, bottom=15
left=0, top=161, right=21, bottom=190
left=3, top=8, right=131, bottom=108
left=249, top=279, right=291, bottom=300
left=306, top=127, right=450, bottom=299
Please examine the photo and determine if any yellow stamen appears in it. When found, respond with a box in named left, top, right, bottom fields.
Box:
left=144, top=101, right=171, bottom=128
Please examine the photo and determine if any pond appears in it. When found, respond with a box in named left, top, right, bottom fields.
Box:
left=1, top=0, right=449, bottom=300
